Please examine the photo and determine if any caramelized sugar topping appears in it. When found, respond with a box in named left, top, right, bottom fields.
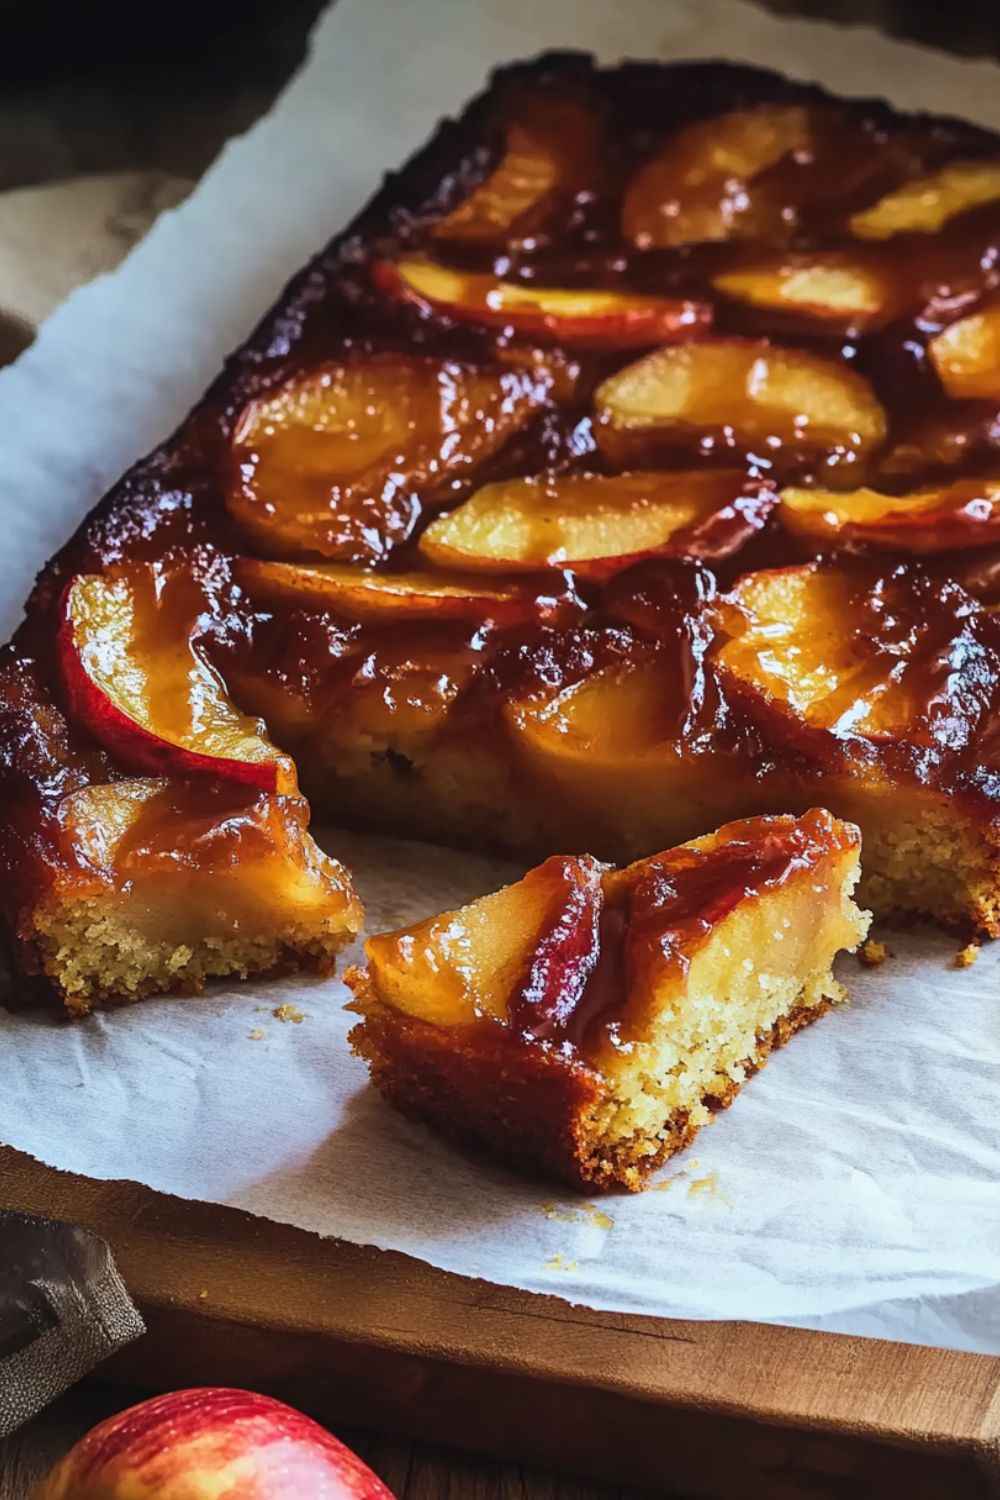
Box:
left=717, top=561, right=1000, bottom=778
left=15, top=61, right=1000, bottom=921
left=361, top=812, right=849, bottom=1059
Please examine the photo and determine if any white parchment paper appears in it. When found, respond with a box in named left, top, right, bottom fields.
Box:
left=2, top=0, right=1000, bottom=1355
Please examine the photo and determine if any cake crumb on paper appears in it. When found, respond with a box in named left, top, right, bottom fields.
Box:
left=540, top=1201, right=575, bottom=1224
left=273, top=1003, right=305, bottom=1024
left=583, top=1203, right=614, bottom=1231
left=688, top=1171, right=731, bottom=1208
left=248, top=1028, right=265, bottom=1041
left=859, top=938, right=890, bottom=967
left=954, top=943, right=980, bottom=968
left=540, top=1201, right=614, bottom=1231
left=544, top=1252, right=577, bottom=1273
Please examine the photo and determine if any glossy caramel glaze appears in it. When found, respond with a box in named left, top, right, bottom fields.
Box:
left=509, top=810, right=853, bottom=1061
left=5, top=54, right=1000, bottom=967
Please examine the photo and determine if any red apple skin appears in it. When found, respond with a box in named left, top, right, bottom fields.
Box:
left=58, top=581, right=295, bottom=796
left=33, top=1388, right=394, bottom=1500
left=371, top=259, right=712, bottom=348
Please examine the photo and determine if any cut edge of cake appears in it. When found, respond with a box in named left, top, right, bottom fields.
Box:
left=346, top=808, right=870, bottom=1191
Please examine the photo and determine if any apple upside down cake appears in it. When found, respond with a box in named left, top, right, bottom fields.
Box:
left=3, top=52, right=1000, bottom=1060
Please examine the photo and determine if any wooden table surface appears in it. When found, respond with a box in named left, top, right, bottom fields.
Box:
left=3, top=4, right=1000, bottom=1495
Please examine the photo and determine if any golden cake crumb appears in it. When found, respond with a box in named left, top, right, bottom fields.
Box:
left=859, top=938, right=890, bottom=967
left=540, top=1201, right=614, bottom=1230
left=954, top=942, right=980, bottom=968
left=273, top=1003, right=305, bottom=1024
left=583, top=1203, right=614, bottom=1230
left=248, top=1028, right=265, bottom=1040
left=544, top=1252, right=577, bottom=1272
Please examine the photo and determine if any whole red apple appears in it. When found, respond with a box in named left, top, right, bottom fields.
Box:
left=33, top=1387, right=394, bottom=1500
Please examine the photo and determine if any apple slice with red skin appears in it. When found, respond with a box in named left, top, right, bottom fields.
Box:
left=850, top=159, right=1000, bottom=239
left=362, top=852, right=606, bottom=1029
left=373, top=258, right=711, bottom=348
left=33, top=1387, right=393, bottom=1500
left=59, top=565, right=296, bottom=794
left=433, top=87, right=601, bottom=243
left=228, top=356, right=544, bottom=563
left=419, top=469, right=774, bottom=578
left=780, top=477, right=1000, bottom=553
left=594, top=338, right=887, bottom=470
left=929, top=295, right=1000, bottom=400
left=234, top=557, right=582, bottom=627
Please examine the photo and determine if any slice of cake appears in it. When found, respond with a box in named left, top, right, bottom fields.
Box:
left=0, top=556, right=362, bottom=1016
left=346, top=808, right=869, bottom=1191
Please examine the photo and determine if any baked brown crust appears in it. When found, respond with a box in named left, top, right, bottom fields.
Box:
left=348, top=979, right=835, bottom=1193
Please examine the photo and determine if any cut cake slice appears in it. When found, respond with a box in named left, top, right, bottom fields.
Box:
left=346, top=808, right=868, bottom=1191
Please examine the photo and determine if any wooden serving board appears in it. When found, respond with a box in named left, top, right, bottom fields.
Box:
left=3, top=1146, right=999, bottom=1498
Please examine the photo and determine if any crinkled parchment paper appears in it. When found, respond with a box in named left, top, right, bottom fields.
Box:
left=2, top=0, right=999, bottom=1354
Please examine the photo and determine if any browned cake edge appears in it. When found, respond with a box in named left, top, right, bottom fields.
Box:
left=345, top=968, right=834, bottom=1193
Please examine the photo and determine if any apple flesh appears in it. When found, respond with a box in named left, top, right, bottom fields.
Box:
left=849, top=159, right=1000, bottom=239
left=622, top=104, right=814, bottom=249
left=594, top=338, right=887, bottom=468
left=234, top=556, right=581, bottom=627
left=929, top=297, right=1000, bottom=400
left=33, top=1387, right=393, bottom=1500
left=362, top=853, right=605, bottom=1028
left=372, top=258, right=711, bottom=348
left=59, top=566, right=296, bottom=794
left=499, top=625, right=739, bottom=853
left=712, top=253, right=894, bottom=327
left=227, top=356, right=543, bottom=563
left=715, top=561, right=993, bottom=759
left=780, top=478, right=1000, bottom=553
left=418, top=469, right=774, bottom=577
left=433, top=87, right=601, bottom=243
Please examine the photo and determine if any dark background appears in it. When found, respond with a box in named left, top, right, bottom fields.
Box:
left=0, top=0, right=997, bottom=194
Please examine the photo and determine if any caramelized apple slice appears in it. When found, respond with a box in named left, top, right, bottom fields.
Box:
left=59, top=565, right=296, bottom=793
left=598, top=809, right=865, bottom=1051
left=359, top=853, right=605, bottom=1027
left=850, top=159, right=1000, bottom=239
left=595, top=338, right=887, bottom=467
left=433, top=88, right=601, bottom=243
left=929, top=296, right=1000, bottom=400
left=712, top=253, right=894, bottom=326
left=781, top=478, right=1000, bottom=553
left=419, top=470, right=774, bottom=577
left=234, top=557, right=578, bottom=627
left=500, top=625, right=747, bottom=854
left=228, top=357, right=543, bottom=563
left=716, top=562, right=994, bottom=758
left=373, top=259, right=710, bottom=347
left=622, top=105, right=813, bottom=249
